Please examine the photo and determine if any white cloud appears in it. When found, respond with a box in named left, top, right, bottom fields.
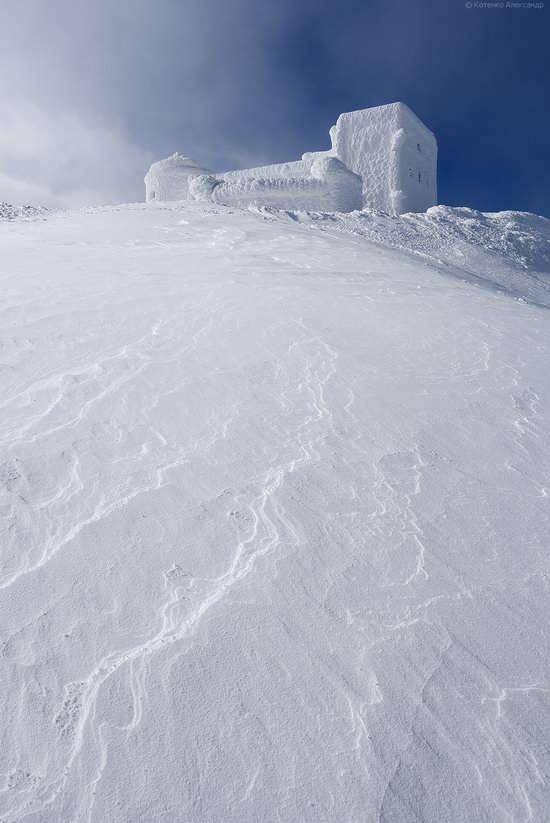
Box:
left=0, top=102, right=154, bottom=207
left=0, top=1, right=306, bottom=208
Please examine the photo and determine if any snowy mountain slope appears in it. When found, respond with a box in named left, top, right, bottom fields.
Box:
left=0, top=201, right=549, bottom=823
left=273, top=205, right=550, bottom=308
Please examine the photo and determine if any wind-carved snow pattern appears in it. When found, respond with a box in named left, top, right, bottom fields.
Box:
left=31, top=329, right=337, bottom=816
left=1, top=201, right=549, bottom=822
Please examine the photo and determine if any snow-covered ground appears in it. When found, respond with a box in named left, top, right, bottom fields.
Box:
left=1, top=201, right=549, bottom=822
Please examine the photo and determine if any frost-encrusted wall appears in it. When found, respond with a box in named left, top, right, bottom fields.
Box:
left=145, top=103, right=437, bottom=215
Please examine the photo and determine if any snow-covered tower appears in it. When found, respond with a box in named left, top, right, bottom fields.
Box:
left=144, top=154, right=210, bottom=203
left=322, top=102, right=437, bottom=214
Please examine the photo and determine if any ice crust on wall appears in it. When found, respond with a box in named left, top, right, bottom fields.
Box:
left=144, top=154, right=210, bottom=203
left=145, top=103, right=437, bottom=214
left=189, top=157, right=362, bottom=213
left=219, top=158, right=313, bottom=183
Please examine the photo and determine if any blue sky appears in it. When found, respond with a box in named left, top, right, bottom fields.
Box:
left=0, top=0, right=548, bottom=214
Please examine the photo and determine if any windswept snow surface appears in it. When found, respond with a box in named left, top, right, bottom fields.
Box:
left=1, top=201, right=549, bottom=822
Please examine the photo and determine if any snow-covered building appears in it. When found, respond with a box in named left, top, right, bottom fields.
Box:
left=313, top=102, right=438, bottom=214
left=145, top=103, right=437, bottom=215
left=145, top=154, right=211, bottom=204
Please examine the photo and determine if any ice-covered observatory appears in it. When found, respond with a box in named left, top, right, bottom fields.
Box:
left=145, top=103, right=437, bottom=215
left=144, top=154, right=211, bottom=204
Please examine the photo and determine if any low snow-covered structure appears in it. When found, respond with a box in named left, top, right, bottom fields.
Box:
left=144, top=154, right=211, bottom=203
left=189, top=157, right=362, bottom=213
left=146, top=103, right=437, bottom=214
